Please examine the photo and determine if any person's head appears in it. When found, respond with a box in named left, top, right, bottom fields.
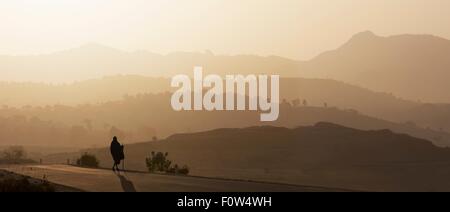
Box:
left=113, top=136, right=118, bottom=142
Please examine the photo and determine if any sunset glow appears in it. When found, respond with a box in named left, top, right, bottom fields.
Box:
left=0, top=0, right=449, bottom=60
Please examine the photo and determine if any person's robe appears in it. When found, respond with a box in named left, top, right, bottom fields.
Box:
left=110, top=140, right=124, bottom=163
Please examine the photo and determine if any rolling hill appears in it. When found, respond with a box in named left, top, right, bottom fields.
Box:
left=2, top=31, right=450, bottom=104
left=303, top=31, right=450, bottom=103
left=0, top=43, right=300, bottom=83
left=2, top=92, right=450, bottom=148
left=44, top=123, right=450, bottom=191
left=2, top=75, right=450, bottom=133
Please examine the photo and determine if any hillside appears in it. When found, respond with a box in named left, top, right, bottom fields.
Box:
left=0, top=44, right=301, bottom=83
left=2, top=92, right=450, bottom=148
left=45, top=123, right=450, bottom=191
left=303, top=31, right=450, bottom=103
left=3, top=31, right=450, bottom=104
left=3, top=75, right=450, bottom=133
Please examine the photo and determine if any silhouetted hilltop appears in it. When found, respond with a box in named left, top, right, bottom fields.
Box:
left=304, top=31, right=450, bottom=102
left=2, top=30, right=450, bottom=103
left=45, top=123, right=450, bottom=191
left=2, top=31, right=450, bottom=103
left=164, top=122, right=450, bottom=165
left=0, top=44, right=301, bottom=82
left=59, top=43, right=124, bottom=56
left=4, top=75, right=450, bottom=134
left=2, top=91, right=450, bottom=148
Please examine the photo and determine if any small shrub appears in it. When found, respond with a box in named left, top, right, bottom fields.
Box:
left=167, top=165, right=190, bottom=175
left=146, top=152, right=189, bottom=175
left=76, top=153, right=99, bottom=168
left=178, top=165, right=190, bottom=175
left=146, top=152, right=171, bottom=172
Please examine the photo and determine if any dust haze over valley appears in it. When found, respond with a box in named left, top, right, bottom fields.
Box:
left=3, top=32, right=450, bottom=147
left=3, top=32, right=450, bottom=191
left=3, top=0, right=450, bottom=192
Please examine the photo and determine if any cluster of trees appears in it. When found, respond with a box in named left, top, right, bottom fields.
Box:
left=0, top=146, right=35, bottom=164
left=284, top=98, right=329, bottom=108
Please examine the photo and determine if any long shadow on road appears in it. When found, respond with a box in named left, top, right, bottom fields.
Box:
left=117, top=173, right=137, bottom=192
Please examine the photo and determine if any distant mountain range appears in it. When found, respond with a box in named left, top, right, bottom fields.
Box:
left=44, top=123, right=450, bottom=191
left=1, top=31, right=450, bottom=102
left=2, top=76, right=450, bottom=136
left=0, top=43, right=300, bottom=82
left=303, top=31, right=450, bottom=103
left=2, top=90, right=449, bottom=148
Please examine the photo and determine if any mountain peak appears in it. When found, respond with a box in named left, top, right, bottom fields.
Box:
left=336, top=31, right=381, bottom=50
left=78, top=43, right=121, bottom=52
left=350, top=31, right=378, bottom=41
left=57, top=43, right=124, bottom=56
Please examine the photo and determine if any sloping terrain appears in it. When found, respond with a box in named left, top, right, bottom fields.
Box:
left=44, top=123, right=450, bottom=191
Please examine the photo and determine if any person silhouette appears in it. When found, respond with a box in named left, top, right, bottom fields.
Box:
left=110, top=136, right=124, bottom=172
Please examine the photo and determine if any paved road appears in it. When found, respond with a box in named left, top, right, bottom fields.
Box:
left=0, top=165, right=346, bottom=192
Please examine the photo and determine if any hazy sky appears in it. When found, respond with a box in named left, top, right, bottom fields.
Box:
left=0, top=0, right=449, bottom=59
